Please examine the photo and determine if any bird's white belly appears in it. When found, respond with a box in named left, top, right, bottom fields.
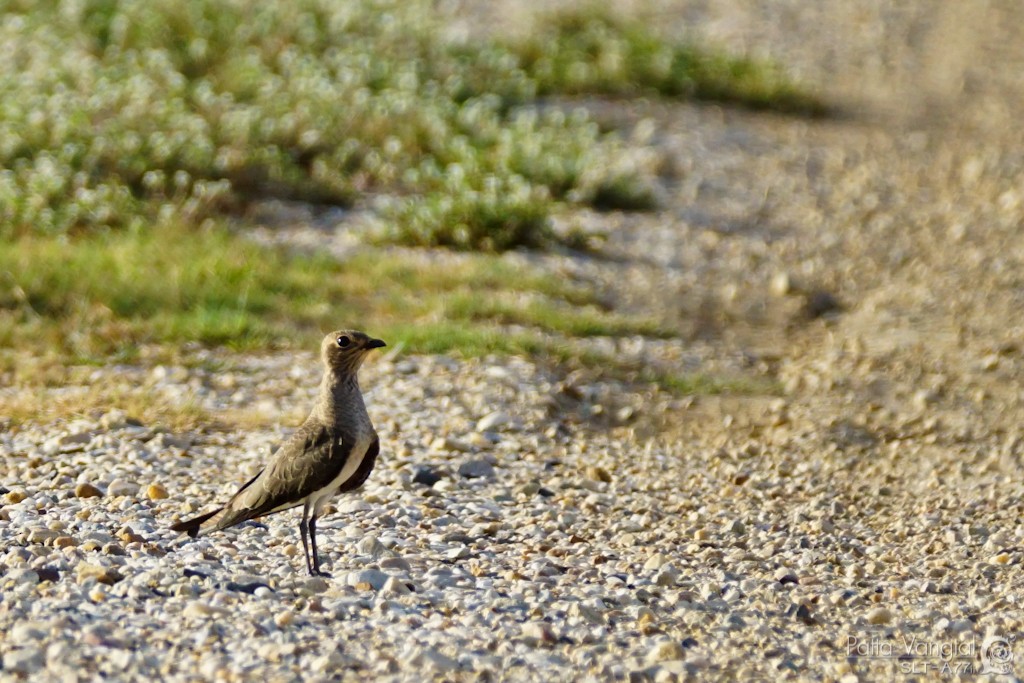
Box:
left=310, top=430, right=373, bottom=515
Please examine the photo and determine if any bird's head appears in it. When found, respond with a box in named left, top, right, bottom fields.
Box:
left=320, top=330, right=386, bottom=374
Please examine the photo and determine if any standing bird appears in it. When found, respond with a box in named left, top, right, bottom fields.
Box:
left=171, top=330, right=386, bottom=576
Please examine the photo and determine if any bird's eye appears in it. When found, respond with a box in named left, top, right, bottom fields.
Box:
left=336, top=335, right=350, bottom=348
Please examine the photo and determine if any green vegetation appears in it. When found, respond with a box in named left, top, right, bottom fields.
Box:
left=0, top=1, right=808, bottom=403
left=0, top=226, right=669, bottom=372
left=0, top=0, right=818, bottom=249
left=511, top=8, right=826, bottom=114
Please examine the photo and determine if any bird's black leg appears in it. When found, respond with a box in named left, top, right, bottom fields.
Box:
left=299, top=504, right=313, bottom=576
left=309, top=514, right=330, bottom=577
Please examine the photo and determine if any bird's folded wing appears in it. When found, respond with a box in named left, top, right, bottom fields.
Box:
left=214, top=422, right=354, bottom=530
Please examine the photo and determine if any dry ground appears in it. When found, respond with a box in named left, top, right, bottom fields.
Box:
left=457, top=0, right=1024, bottom=677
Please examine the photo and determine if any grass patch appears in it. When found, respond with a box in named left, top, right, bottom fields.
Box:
left=0, top=225, right=664, bottom=370
left=511, top=7, right=826, bottom=115
left=0, top=0, right=818, bottom=249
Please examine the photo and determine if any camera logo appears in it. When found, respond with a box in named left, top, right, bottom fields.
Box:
left=981, top=636, right=1013, bottom=675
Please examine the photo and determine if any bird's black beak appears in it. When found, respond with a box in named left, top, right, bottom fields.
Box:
left=365, top=338, right=386, bottom=350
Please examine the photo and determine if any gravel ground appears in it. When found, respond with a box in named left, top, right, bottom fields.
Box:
left=6, top=1, right=1024, bottom=681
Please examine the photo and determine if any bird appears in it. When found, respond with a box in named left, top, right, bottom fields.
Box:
left=171, top=329, right=386, bottom=576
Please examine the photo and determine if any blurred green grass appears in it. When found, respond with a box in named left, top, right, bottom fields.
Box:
left=513, top=7, right=826, bottom=114
left=0, top=0, right=820, bottom=248
left=0, top=225, right=671, bottom=372
left=0, top=0, right=811, bottom=399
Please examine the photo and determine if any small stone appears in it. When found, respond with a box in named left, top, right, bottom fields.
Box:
left=728, top=519, right=746, bottom=535
left=647, top=639, right=685, bottom=663
left=446, top=547, right=469, bottom=561
left=866, top=607, right=894, bottom=625
left=416, top=647, right=459, bottom=673
left=4, top=569, right=39, bottom=587
left=311, top=651, right=347, bottom=673
left=476, top=411, right=513, bottom=432
left=9, top=622, right=47, bottom=641
left=107, top=479, right=138, bottom=497
left=117, top=526, right=145, bottom=544
left=27, top=528, right=59, bottom=544
left=59, top=431, right=93, bottom=451
left=381, top=576, right=412, bottom=596
left=795, top=604, right=815, bottom=624
left=947, top=619, right=973, bottom=634
left=183, top=602, right=214, bottom=619
left=585, top=466, right=612, bottom=483
left=458, top=459, right=495, bottom=479
left=380, top=556, right=412, bottom=572
left=774, top=568, right=799, bottom=585
left=346, top=569, right=388, bottom=591
left=76, top=563, right=123, bottom=586
left=411, top=466, right=443, bottom=487
left=465, top=432, right=494, bottom=449
left=75, top=483, right=104, bottom=499
left=770, top=272, right=792, bottom=296
left=436, top=437, right=473, bottom=453
left=274, top=611, right=295, bottom=628
left=520, top=482, right=541, bottom=496
left=521, top=621, right=556, bottom=644
left=99, top=410, right=129, bottom=430
left=5, top=490, right=28, bottom=504
left=357, top=535, right=389, bottom=559
left=614, top=406, right=635, bottom=423
left=147, top=483, right=169, bottom=500
left=54, top=536, right=76, bottom=549
left=654, top=565, right=679, bottom=587
left=644, top=554, right=667, bottom=571
left=3, top=648, right=44, bottom=675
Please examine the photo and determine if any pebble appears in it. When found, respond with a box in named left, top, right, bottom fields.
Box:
left=75, top=483, right=104, bottom=498
left=381, top=576, right=412, bottom=596
left=76, top=563, right=123, bottom=586
left=5, top=569, right=39, bottom=587
left=356, top=535, right=389, bottom=558
left=476, top=411, right=513, bottom=432
left=457, top=459, right=495, bottom=479
left=654, top=566, right=679, bottom=587
left=521, top=621, right=556, bottom=644
left=644, top=554, right=667, bottom=571
left=147, top=483, right=169, bottom=500
left=411, top=466, right=443, bottom=486
left=414, top=647, right=459, bottom=673
left=647, top=639, right=685, bottom=663
left=773, top=568, right=799, bottom=585
left=6, top=490, right=28, bottom=503
left=346, top=569, right=389, bottom=591
left=3, top=648, right=44, bottom=675
left=866, top=607, right=895, bottom=625
left=107, top=479, right=139, bottom=497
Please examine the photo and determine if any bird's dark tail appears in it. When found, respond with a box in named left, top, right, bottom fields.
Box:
left=170, top=508, right=222, bottom=538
